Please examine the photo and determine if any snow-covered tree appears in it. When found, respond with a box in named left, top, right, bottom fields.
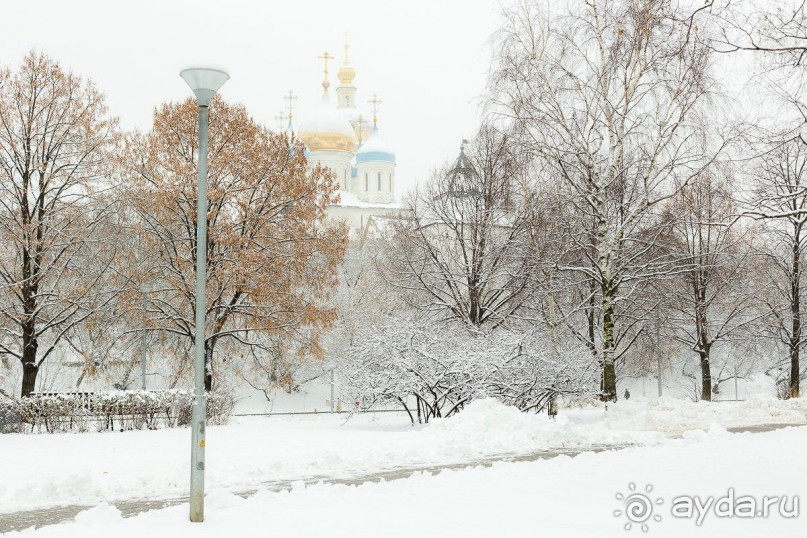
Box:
left=0, top=51, right=120, bottom=397
left=666, top=169, right=764, bottom=401
left=381, top=126, right=539, bottom=328
left=746, top=138, right=807, bottom=398
left=337, top=318, right=595, bottom=423
left=490, top=0, right=727, bottom=400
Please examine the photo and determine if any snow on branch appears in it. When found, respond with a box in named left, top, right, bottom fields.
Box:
left=336, top=319, right=597, bottom=424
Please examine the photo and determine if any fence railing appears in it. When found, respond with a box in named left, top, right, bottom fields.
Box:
left=0, top=390, right=233, bottom=434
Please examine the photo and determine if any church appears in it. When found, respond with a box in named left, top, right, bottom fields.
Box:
left=285, top=42, right=403, bottom=238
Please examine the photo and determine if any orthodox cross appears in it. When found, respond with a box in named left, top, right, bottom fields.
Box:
left=318, top=51, right=334, bottom=93
left=283, top=90, right=298, bottom=123
left=368, top=94, right=382, bottom=127
left=273, top=112, right=286, bottom=131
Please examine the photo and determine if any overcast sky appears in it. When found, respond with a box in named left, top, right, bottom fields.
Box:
left=2, top=0, right=505, bottom=196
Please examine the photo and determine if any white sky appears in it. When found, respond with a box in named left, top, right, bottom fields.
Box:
left=2, top=0, right=505, bottom=196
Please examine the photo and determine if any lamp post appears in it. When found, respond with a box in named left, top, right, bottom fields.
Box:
left=179, top=65, right=229, bottom=523
left=139, top=283, right=149, bottom=391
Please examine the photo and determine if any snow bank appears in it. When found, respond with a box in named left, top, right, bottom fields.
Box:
left=1, top=396, right=804, bottom=515
left=10, top=425, right=806, bottom=537
left=598, top=395, right=807, bottom=434
left=421, top=398, right=664, bottom=454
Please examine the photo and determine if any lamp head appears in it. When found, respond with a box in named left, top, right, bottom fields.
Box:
left=180, top=66, right=230, bottom=106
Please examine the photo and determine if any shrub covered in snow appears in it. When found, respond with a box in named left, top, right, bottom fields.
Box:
left=337, top=319, right=597, bottom=423
left=0, top=389, right=233, bottom=433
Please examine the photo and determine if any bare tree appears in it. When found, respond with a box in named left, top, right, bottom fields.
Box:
left=383, top=126, right=538, bottom=328
left=533, top=183, right=663, bottom=394
left=714, top=0, right=807, bottom=65
left=0, top=51, right=119, bottom=397
left=667, top=169, right=763, bottom=401
left=490, top=0, right=726, bottom=400
left=745, top=138, right=807, bottom=397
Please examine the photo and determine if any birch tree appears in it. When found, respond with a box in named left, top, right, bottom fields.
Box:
left=490, top=0, right=725, bottom=400
left=715, top=0, right=807, bottom=66
left=0, top=51, right=119, bottom=397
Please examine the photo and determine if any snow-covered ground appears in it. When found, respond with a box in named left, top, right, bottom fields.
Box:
left=1, top=395, right=806, bottom=517
left=6, top=423, right=806, bottom=537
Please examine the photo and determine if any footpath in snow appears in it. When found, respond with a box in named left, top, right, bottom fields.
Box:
left=1, top=395, right=805, bottom=515
left=5, top=422, right=806, bottom=537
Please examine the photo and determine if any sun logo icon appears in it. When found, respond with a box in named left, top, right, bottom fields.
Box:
left=614, top=482, right=663, bottom=532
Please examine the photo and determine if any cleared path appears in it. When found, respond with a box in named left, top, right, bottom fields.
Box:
left=1, top=422, right=804, bottom=534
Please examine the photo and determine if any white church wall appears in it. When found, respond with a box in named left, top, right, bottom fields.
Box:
left=309, top=149, right=353, bottom=191
left=356, top=161, right=395, bottom=204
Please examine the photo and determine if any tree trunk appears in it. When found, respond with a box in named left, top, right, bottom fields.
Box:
left=21, top=362, right=39, bottom=398
left=601, top=280, right=617, bottom=402
left=695, top=290, right=712, bottom=402
left=791, top=237, right=801, bottom=398
left=20, top=322, right=39, bottom=397
left=790, top=343, right=800, bottom=399
left=699, top=352, right=712, bottom=402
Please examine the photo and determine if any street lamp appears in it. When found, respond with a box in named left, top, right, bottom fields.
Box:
left=179, top=65, right=229, bottom=523
left=139, top=283, right=149, bottom=391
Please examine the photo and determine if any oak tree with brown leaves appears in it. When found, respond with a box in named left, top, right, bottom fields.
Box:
left=121, top=96, right=347, bottom=392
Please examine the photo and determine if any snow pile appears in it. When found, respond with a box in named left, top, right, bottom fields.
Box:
left=600, top=395, right=807, bottom=434
left=420, top=398, right=664, bottom=455
left=0, top=399, right=656, bottom=514
left=1, top=396, right=805, bottom=515
left=10, top=425, right=806, bottom=538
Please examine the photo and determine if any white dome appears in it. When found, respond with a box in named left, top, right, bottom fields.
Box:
left=356, top=126, right=395, bottom=163
left=298, top=94, right=357, bottom=151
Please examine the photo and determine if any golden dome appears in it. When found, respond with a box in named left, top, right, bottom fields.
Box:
left=298, top=95, right=357, bottom=153
left=337, top=65, right=355, bottom=86
left=337, top=37, right=355, bottom=86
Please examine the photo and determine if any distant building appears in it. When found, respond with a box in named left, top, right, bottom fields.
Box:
left=289, top=40, right=402, bottom=238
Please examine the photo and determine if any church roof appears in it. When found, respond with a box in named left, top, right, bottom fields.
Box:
left=444, top=140, right=480, bottom=197
left=298, top=93, right=357, bottom=153
left=356, top=125, right=395, bottom=163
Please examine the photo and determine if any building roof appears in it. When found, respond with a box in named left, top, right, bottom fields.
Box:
left=298, top=94, right=357, bottom=153
left=356, top=126, right=395, bottom=163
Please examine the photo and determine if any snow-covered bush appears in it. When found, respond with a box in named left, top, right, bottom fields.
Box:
left=337, top=319, right=597, bottom=423
left=482, top=331, right=598, bottom=412
left=337, top=321, right=479, bottom=423
left=0, top=390, right=233, bottom=434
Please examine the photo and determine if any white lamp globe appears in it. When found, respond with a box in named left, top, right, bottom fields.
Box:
left=180, top=66, right=230, bottom=106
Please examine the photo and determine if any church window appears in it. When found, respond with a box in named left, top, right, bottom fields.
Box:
left=346, top=96, right=350, bottom=106
left=377, top=172, right=381, bottom=191
left=365, top=173, right=368, bottom=191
